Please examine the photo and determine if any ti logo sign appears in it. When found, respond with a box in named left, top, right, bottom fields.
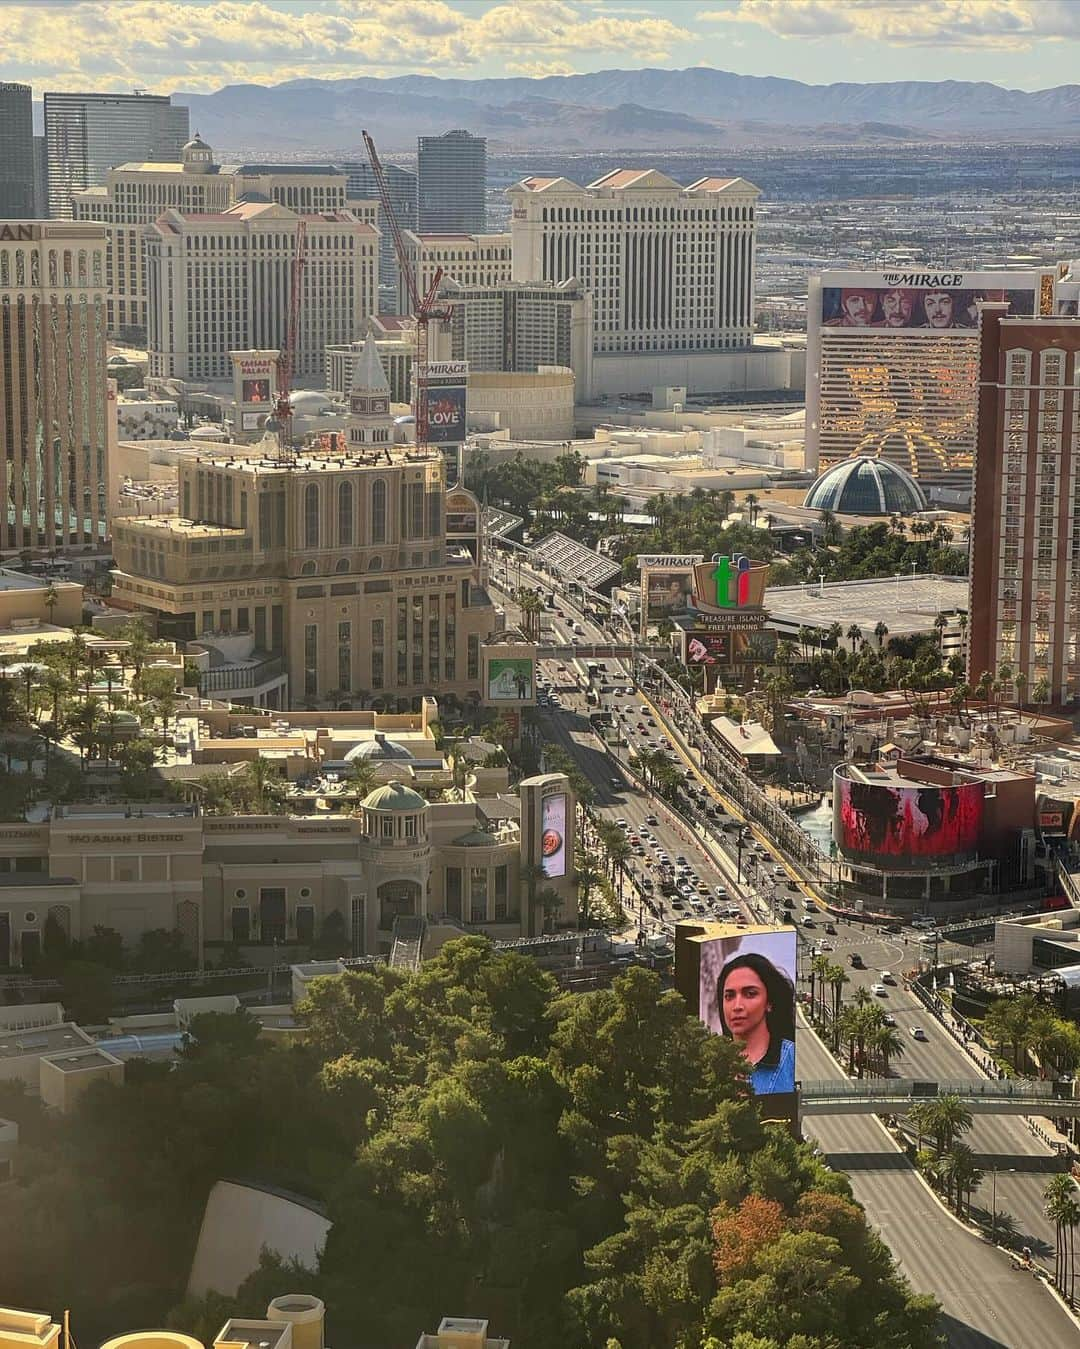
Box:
left=712, top=554, right=751, bottom=608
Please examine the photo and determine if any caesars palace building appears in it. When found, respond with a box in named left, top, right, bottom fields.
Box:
left=110, top=337, right=496, bottom=709
left=0, top=774, right=577, bottom=967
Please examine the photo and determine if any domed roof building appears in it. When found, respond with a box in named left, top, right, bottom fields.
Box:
left=362, top=781, right=427, bottom=813
left=803, top=456, right=927, bottom=517
left=181, top=133, right=215, bottom=174
left=345, top=733, right=414, bottom=763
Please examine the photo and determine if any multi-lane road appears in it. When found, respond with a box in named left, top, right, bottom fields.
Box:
left=495, top=562, right=1080, bottom=1348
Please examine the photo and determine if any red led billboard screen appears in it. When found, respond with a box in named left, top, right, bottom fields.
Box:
left=834, top=776, right=983, bottom=866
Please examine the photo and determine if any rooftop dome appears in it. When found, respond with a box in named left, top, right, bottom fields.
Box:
left=803, top=455, right=928, bottom=517
left=345, top=733, right=414, bottom=762
left=362, top=780, right=426, bottom=812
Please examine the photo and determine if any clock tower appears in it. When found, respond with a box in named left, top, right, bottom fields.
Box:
left=348, top=331, right=393, bottom=449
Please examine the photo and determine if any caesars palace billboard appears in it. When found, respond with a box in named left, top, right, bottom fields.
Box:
left=817, top=270, right=1049, bottom=332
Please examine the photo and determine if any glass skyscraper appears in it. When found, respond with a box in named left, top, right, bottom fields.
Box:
left=417, top=130, right=486, bottom=234
left=44, top=90, right=188, bottom=219
left=0, top=83, right=35, bottom=219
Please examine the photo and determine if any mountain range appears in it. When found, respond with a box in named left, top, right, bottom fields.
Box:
left=173, top=66, right=1080, bottom=154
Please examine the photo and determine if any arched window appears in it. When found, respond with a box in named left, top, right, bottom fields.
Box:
left=371, top=478, right=386, bottom=543
left=48, top=250, right=57, bottom=286
left=14, top=250, right=24, bottom=286
left=77, top=250, right=88, bottom=286
left=338, top=480, right=353, bottom=545
left=304, top=483, right=319, bottom=549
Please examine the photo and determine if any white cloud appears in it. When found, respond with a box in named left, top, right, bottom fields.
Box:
left=0, top=0, right=691, bottom=92
left=702, top=0, right=1080, bottom=50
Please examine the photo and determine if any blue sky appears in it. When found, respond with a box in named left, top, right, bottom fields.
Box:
left=2, top=1, right=1079, bottom=94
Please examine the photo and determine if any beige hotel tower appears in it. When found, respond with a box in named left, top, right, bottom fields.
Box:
left=111, top=334, right=496, bottom=708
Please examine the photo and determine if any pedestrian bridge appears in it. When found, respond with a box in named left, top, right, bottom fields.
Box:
left=799, top=1077, right=1080, bottom=1117
left=536, top=643, right=666, bottom=660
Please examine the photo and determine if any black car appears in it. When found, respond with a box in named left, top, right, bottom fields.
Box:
left=882, top=922, right=902, bottom=935
left=824, top=922, right=837, bottom=935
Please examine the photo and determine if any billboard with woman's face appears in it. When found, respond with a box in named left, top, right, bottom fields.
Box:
left=833, top=773, right=984, bottom=867
left=698, top=928, right=797, bottom=1097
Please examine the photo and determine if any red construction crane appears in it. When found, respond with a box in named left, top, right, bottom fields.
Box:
left=362, top=129, right=452, bottom=448
left=272, top=218, right=308, bottom=461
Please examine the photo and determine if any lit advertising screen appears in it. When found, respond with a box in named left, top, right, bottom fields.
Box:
left=834, top=775, right=984, bottom=866
left=685, top=631, right=730, bottom=665
left=425, top=385, right=467, bottom=444
left=242, top=377, right=271, bottom=404
left=821, top=281, right=1035, bottom=331
left=698, top=928, right=796, bottom=1097
left=540, top=792, right=567, bottom=879
left=644, top=570, right=694, bottom=621
left=488, top=657, right=533, bottom=702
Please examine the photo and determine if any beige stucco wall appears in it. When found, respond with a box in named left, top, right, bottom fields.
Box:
left=188, top=1180, right=330, bottom=1297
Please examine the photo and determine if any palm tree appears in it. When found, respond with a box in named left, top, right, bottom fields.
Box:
left=744, top=492, right=759, bottom=526
left=934, top=611, right=948, bottom=655
left=1044, top=1173, right=1080, bottom=1299
left=826, top=963, right=848, bottom=1036
left=847, top=623, right=862, bottom=654
left=921, top=1093, right=973, bottom=1156
left=1031, top=674, right=1052, bottom=731
left=42, top=583, right=59, bottom=625
left=908, top=1100, right=934, bottom=1153
left=941, top=1142, right=983, bottom=1215
left=576, top=856, right=603, bottom=928
left=810, top=953, right=831, bottom=1023
left=873, top=620, right=889, bottom=649
left=520, top=861, right=546, bottom=939
left=347, top=756, right=380, bottom=803
left=868, top=1022, right=905, bottom=1077
left=1014, top=669, right=1028, bottom=720
left=242, top=756, right=282, bottom=814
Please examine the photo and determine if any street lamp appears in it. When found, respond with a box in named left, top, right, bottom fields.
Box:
left=737, top=826, right=751, bottom=882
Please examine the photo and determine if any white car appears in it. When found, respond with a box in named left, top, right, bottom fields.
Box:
left=910, top=1026, right=928, bottom=1041
left=871, top=983, right=888, bottom=997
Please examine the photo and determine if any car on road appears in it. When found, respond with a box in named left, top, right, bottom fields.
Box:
left=871, top=983, right=888, bottom=996
left=801, top=916, right=815, bottom=928
left=645, top=814, right=658, bottom=825
left=616, top=819, right=628, bottom=829
left=609, top=777, right=622, bottom=789
left=715, top=886, right=728, bottom=898
left=848, top=952, right=864, bottom=968
left=881, top=972, right=897, bottom=985
left=824, top=922, right=837, bottom=935
left=883, top=1013, right=897, bottom=1027
left=882, top=922, right=902, bottom=935
left=910, top=1026, right=928, bottom=1041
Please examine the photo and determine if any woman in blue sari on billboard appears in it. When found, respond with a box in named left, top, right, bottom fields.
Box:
left=717, top=952, right=796, bottom=1095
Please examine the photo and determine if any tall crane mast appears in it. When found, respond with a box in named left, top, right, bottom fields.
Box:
left=272, top=218, right=308, bottom=462
left=362, top=129, right=452, bottom=448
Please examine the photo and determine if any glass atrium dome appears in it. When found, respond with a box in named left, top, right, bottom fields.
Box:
left=803, top=455, right=928, bottom=516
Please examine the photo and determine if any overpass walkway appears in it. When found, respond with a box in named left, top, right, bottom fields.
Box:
left=800, top=1077, right=1080, bottom=1117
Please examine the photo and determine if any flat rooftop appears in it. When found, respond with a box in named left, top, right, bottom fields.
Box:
left=767, top=573, right=968, bottom=631
left=217, top=1322, right=289, bottom=1349
left=0, top=1025, right=90, bottom=1061
left=42, top=1048, right=120, bottom=1073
